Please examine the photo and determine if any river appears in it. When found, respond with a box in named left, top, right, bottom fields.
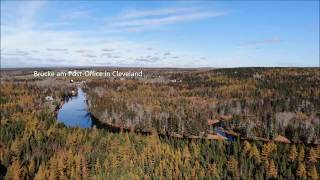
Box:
left=57, top=87, right=93, bottom=128
left=56, top=88, right=234, bottom=139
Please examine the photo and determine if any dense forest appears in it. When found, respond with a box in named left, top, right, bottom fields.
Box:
left=86, top=68, right=320, bottom=143
left=0, top=67, right=319, bottom=179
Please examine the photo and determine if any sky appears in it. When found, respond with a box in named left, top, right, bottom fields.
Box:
left=1, top=1, right=319, bottom=68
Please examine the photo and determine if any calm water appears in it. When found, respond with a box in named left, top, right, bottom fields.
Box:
left=57, top=87, right=92, bottom=128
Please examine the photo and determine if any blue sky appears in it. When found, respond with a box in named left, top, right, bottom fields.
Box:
left=1, top=1, right=319, bottom=68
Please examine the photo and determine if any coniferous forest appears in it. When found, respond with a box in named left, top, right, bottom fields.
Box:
left=0, top=67, right=319, bottom=180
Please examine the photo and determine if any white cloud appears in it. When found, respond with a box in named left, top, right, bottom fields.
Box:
left=1, top=2, right=222, bottom=68
left=110, top=12, right=225, bottom=28
left=114, top=7, right=197, bottom=20
left=107, top=6, right=227, bottom=32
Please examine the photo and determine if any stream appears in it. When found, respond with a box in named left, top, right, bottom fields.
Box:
left=57, top=87, right=93, bottom=128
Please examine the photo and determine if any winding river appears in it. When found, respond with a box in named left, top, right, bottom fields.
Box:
left=56, top=88, right=233, bottom=139
left=57, top=87, right=93, bottom=128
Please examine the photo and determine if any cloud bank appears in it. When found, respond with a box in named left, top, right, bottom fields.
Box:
left=1, top=2, right=225, bottom=68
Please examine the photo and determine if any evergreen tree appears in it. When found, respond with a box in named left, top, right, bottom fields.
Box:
left=296, top=162, right=307, bottom=179
left=34, top=163, right=47, bottom=180
left=288, top=144, right=298, bottom=162
left=307, top=165, right=319, bottom=180
left=267, top=160, right=277, bottom=178
left=250, top=144, right=261, bottom=163
left=5, top=160, right=22, bottom=180
left=208, top=162, right=220, bottom=179
left=298, top=146, right=305, bottom=162
left=227, top=156, right=239, bottom=180
left=82, top=157, right=89, bottom=179
left=28, top=158, right=36, bottom=177
left=261, top=142, right=276, bottom=162
left=243, top=141, right=251, bottom=154
left=308, top=148, right=318, bottom=164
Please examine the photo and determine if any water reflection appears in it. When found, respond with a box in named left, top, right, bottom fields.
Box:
left=57, top=87, right=92, bottom=128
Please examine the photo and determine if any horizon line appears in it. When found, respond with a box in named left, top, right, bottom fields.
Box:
left=1, top=65, right=319, bottom=70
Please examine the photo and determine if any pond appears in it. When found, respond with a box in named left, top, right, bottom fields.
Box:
left=57, top=87, right=93, bottom=128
